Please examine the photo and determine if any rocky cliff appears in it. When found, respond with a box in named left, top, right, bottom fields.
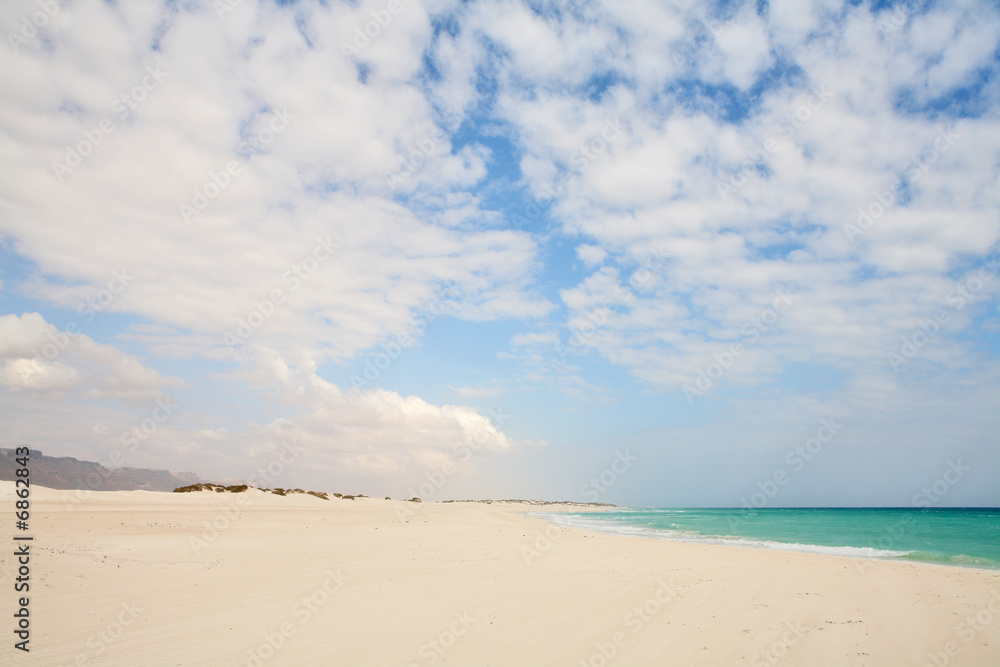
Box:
left=0, top=448, right=200, bottom=491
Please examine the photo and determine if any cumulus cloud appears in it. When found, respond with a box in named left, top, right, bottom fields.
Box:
left=0, top=0, right=997, bottom=501
left=0, top=313, right=183, bottom=399
left=0, top=0, right=549, bottom=485
left=0, top=0, right=549, bottom=366
left=134, top=350, right=536, bottom=494
left=441, top=0, right=1000, bottom=395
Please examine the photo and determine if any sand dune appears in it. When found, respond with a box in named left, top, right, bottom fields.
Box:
left=1, top=481, right=998, bottom=666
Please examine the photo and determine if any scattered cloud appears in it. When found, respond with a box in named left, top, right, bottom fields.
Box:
left=0, top=0, right=997, bottom=503
left=0, top=313, right=183, bottom=400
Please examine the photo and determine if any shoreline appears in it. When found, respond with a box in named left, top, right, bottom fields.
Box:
left=530, top=506, right=1000, bottom=574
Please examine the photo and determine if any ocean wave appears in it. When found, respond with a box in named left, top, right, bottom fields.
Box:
left=897, top=551, right=1000, bottom=569
left=533, top=512, right=911, bottom=560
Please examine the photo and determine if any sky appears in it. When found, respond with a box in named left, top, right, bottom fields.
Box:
left=0, top=0, right=998, bottom=507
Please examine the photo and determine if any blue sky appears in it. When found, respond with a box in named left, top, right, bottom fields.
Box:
left=1, top=0, right=998, bottom=506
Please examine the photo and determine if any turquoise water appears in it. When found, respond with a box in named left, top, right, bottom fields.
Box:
left=538, top=508, right=1000, bottom=569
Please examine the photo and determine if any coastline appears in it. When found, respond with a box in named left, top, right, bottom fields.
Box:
left=3, top=482, right=999, bottom=666
left=531, top=507, right=1000, bottom=572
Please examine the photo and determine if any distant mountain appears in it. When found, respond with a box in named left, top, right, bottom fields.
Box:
left=0, top=448, right=200, bottom=492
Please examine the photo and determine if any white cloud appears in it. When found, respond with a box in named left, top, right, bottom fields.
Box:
left=701, top=10, right=773, bottom=89
left=0, top=358, right=81, bottom=392
left=150, top=350, right=535, bottom=492
left=576, top=243, right=607, bottom=267
left=0, top=0, right=550, bottom=371
left=448, top=384, right=503, bottom=398
left=441, top=0, right=1000, bottom=395
left=0, top=0, right=997, bottom=503
left=0, top=313, right=183, bottom=399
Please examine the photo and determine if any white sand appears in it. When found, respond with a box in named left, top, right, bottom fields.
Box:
left=2, top=481, right=999, bottom=666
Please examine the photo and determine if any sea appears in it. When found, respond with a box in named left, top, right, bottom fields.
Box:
left=536, top=507, right=1000, bottom=569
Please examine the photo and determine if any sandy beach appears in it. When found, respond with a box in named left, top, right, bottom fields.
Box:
left=2, top=481, right=999, bottom=666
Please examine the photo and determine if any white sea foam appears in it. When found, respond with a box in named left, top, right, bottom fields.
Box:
left=531, top=512, right=911, bottom=560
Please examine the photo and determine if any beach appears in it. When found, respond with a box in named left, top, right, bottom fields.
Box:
left=3, top=482, right=999, bottom=667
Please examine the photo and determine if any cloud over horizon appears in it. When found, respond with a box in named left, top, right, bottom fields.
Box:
left=1, top=0, right=997, bottom=504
